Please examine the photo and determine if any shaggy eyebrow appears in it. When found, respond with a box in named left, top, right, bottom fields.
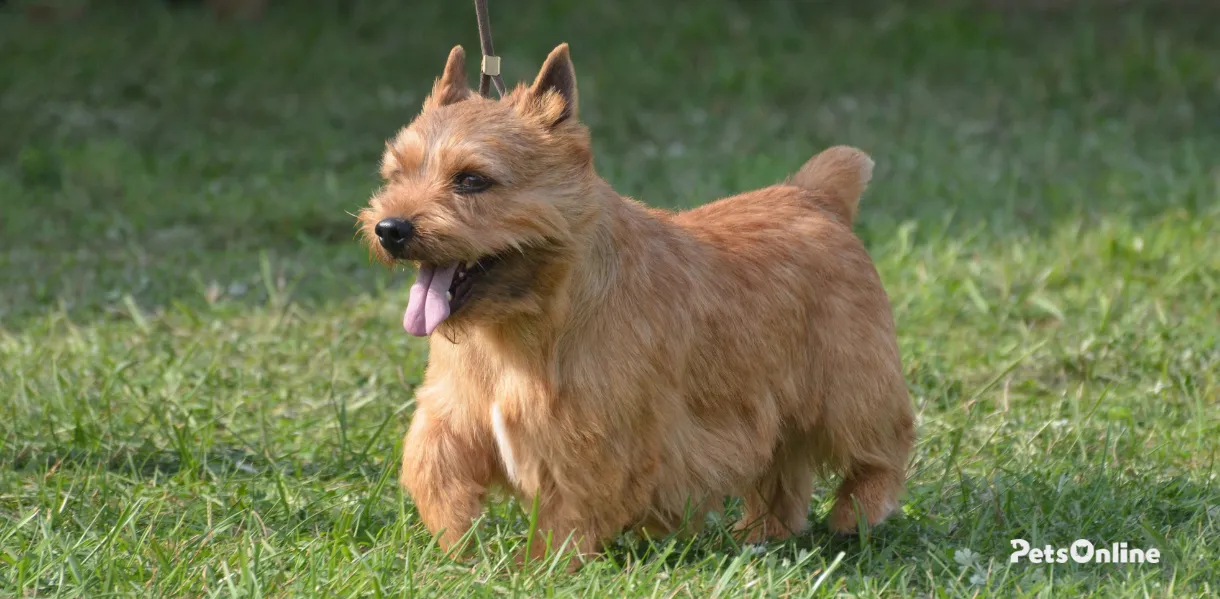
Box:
left=385, top=125, right=513, bottom=183
left=386, top=140, right=424, bottom=172
left=431, top=145, right=511, bottom=184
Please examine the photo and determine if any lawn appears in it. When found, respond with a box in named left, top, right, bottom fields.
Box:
left=1, top=0, right=1218, bottom=596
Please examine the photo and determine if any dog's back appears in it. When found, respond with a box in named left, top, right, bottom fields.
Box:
left=657, top=146, right=912, bottom=536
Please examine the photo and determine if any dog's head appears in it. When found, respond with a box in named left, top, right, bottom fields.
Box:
left=358, top=44, right=595, bottom=337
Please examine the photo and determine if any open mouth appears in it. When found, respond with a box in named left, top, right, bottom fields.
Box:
left=402, top=253, right=502, bottom=337
left=449, top=254, right=501, bottom=313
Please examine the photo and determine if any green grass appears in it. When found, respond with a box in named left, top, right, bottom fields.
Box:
left=2, top=0, right=1218, bottom=596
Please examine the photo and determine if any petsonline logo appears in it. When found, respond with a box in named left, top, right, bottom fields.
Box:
left=1009, top=539, right=1161, bottom=564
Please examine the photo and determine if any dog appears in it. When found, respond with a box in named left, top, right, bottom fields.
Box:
left=358, top=43, right=915, bottom=569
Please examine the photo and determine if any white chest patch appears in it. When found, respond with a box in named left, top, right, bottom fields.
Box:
left=490, top=403, right=518, bottom=484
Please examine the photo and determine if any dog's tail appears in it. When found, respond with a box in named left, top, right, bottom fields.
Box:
left=787, top=145, right=874, bottom=227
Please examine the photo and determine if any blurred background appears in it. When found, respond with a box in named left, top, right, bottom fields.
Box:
left=1, top=0, right=1216, bottom=325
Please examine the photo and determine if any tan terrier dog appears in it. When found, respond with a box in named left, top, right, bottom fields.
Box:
left=359, top=43, right=914, bottom=568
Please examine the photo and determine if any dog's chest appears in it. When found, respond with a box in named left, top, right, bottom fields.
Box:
left=440, top=340, right=551, bottom=491
left=489, top=402, right=519, bottom=484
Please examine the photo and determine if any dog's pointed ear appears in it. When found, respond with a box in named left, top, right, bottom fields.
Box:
left=525, top=43, right=577, bottom=127
left=423, top=45, right=471, bottom=110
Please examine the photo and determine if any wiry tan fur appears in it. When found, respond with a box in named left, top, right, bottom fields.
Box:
left=358, top=44, right=915, bottom=570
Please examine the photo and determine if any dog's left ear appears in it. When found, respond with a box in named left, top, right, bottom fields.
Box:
left=525, top=43, right=577, bottom=127
left=423, top=45, right=471, bottom=110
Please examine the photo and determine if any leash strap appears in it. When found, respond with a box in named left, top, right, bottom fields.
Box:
left=474, top=0, right=506, bottom=97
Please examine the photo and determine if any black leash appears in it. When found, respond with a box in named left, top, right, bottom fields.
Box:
left=474, top=0, right=506, bottom=98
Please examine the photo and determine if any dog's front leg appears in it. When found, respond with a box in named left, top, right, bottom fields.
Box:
left=519, top=458, right=646, bottom=572
left=519, top=493, right=610, bottom=573
left=400, top=407, right=494, bottom=554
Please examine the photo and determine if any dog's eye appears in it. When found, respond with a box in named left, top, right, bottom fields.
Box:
left=453, top=172, right=493, bottom=194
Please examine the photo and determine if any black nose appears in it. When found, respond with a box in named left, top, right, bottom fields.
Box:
left=374, top=218, right=414, bottom=254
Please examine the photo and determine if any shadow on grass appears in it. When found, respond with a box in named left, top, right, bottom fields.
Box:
left=593, top=469, right=1211, bottom=577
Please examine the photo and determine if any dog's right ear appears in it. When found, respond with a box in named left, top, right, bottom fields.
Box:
left=423, top=46, right=471, bottom=110
left=523, top=43, right=577, bottom=128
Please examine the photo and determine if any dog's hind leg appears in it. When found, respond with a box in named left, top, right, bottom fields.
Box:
left=827, top=463, right=905, bottom=534
left=735, top=438, right=814, bottom=544
left=811, top=318, right=914, bottom=534
left=820, top=382, right=913, bottom=534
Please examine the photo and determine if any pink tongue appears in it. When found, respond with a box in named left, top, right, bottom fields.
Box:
left=403, top=263, right=459, bottom=337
